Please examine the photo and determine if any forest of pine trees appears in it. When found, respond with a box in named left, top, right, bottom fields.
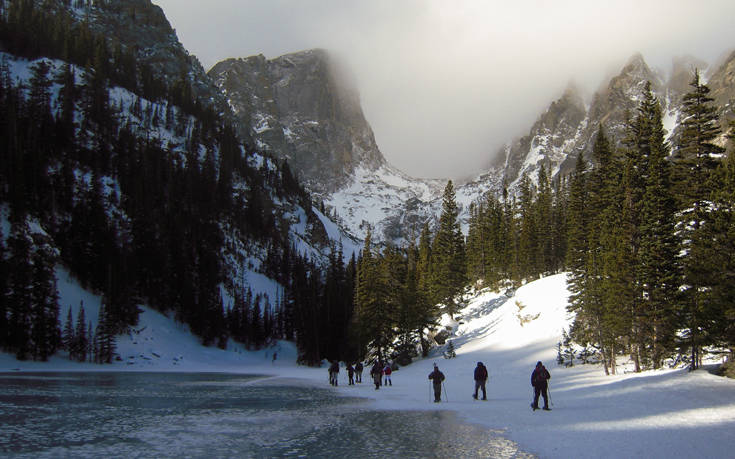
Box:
left=0, top=0, right=354, bottom=363
left=565, top=77, right=735, bottom=372
left=0, top=1, right=732, bottom=372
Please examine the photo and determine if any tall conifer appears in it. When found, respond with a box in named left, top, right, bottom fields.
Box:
left=674, top=70, right=724, bottom=369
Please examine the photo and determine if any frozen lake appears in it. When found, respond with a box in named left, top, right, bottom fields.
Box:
left=0, top=372, right=533, bottom=458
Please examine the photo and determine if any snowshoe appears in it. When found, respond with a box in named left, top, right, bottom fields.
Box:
left=543, top=407, right=551, bottom=411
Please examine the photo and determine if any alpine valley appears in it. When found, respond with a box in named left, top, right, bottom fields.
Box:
left=211, top=48, right=735, bottom=244
left=1, top=0, right=734, bottom=370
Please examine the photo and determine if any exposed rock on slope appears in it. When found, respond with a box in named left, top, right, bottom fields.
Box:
left=210, top=50, right=384, bottom=194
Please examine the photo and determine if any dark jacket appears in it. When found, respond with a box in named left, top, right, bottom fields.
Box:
left=531, top=364, right=550, bottom=388
left=428, top=368, right=445, bottom=385
left=474, top=363, right=488, bottom=381
left=370, top=362, right=382, bottom=377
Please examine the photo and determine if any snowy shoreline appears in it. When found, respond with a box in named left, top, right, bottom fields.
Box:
left=3, top=273, right=735, bottom=459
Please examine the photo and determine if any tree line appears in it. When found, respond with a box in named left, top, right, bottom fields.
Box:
left=349, top=75, right=734, bottom=373
left=566, top=76, right=734, bottom=373
left=1, top=1, right=732, bottom=372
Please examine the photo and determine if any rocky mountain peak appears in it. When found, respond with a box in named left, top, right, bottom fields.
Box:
left=707, top=49, right=735, bottom=121
left=209, top=49, right=386, bottom=195
left=668, top=55, right=709, bottom=96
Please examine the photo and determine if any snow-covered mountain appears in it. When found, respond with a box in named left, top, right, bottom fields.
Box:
left=497, top=51, right=735, bottom=191
left=210, top=49, right=508, bottom=243
left=212, top=48, right=735, bottom=244
left=209, top=50, right=452, bottom=243
left=0, top=0, right=361, bottom=353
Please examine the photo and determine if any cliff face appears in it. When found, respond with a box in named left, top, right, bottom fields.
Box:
left=707, top=50, right=735, bottom=129
left=210, top=50, right=385, bottom=194
left=497, top=51, right=735, bottom=190
left=210, top=45, right=734, bottom=243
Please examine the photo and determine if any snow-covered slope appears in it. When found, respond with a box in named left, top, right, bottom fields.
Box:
left=4, top=273, right=733, bottom=459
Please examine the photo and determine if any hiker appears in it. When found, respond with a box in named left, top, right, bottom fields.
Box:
left=347, top=363, right=355, bottom=385
left=428, top=363, right=445, bottom=402
left=272, top=352, right=277, bottom=365
left=473, top=362, right=488, bottom=400
left=329, top=361, right=340, bottom=386
left=355, top=361, right=363, bottom=383
left=531, top=361, right=551, bottom=410
left=383, top=363, right=392, bottom=386
left=370, top=361, right=382, bottom=390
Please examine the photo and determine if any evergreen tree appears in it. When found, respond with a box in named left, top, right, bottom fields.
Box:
left=698, top=121, right=735, bottom=354
left=74, top=303, right=87, bottom=362
left=430, top=181, right=466, bottom=317
left=635, top=90, right=679, bottom=369
left=30, top=243, right=60, bottom=361
left=516, top=173, right=538, bottom=279
left=6, top=218, right=34, bottom=360
left=95, top=298, right=117, bottom=364
left=535, top=164, right=554, bottom=274
left=62, top=306, right=74, bottom=358
left=353, top=229, right=391, bottom=362
left=673, top=70, right=724, bottom=370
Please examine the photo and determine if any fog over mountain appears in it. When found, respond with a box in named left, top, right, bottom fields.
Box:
left=152, top=0, right=735, bottom=180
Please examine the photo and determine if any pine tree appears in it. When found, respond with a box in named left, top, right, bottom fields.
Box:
left=430, top=181, right=466, bottom=317
left=95, top=298, right=117, bottom=364
left=30, top=243, right=60, bottom=361
left=673, top=70, right=724, bottom=370
left=699, top=121, right=735, bottom=354
left=74, top=303, right=87, bottom=362
left=535, top=164, right=554, bottom=274
left=635, top=90, right=679, bottom=369
left=516, top=173, right=538, bottom=279
left=62, top=306, right=74, bottom=358
left=353, top=229, right=391, bottom=362
left=6, top=218, right=34, bottom=360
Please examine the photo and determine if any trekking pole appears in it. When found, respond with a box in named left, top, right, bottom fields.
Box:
left=548, top=383, right=553, bottom=407
left=429, top=381, right=432, bottom=402
left=442, top=382, right=449, bottom=402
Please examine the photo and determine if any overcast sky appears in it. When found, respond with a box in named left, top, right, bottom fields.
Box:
left=152, top=0, right=735, bottom=180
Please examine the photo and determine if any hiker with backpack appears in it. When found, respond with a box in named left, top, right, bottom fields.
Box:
left=383, top=363, right=392, bottom=386
left=531, top=361, right=551, bottom=410
left=473, top=362, right=488, bottom=400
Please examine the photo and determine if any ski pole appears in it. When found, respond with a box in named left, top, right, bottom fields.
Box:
left=547, top=383, right=553, bottom=407
left=429, top=381, right=432, bottom=402
left=442, top=382, right=449, bottom=402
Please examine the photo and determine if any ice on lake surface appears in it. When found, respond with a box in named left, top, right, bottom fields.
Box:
left=0, top=372, right=534, bottom=458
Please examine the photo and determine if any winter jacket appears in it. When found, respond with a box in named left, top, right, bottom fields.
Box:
left=474, top=364, right=488, bottom=381
left=428, top=369, right=445, bottom=385
left=531, top=365, right=550, bottom=388
left=370, top=363, right=382, bottom=377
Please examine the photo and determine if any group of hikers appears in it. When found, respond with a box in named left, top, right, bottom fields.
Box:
left=329, top=358, right=552, bottom=411
left=328, top=360, right=393, bottom=388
